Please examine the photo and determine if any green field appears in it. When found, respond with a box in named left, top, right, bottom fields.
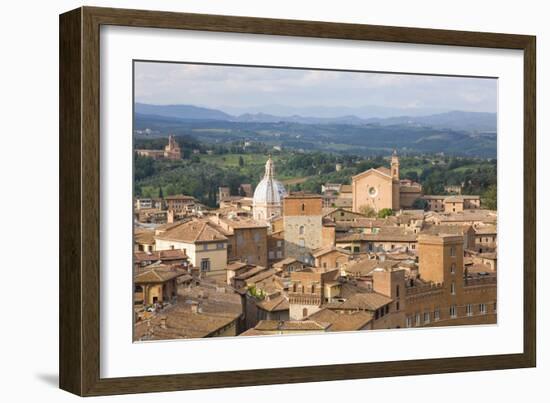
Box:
left=200, top=153, right=281, bottom=168
left=134, top=137, right=496, bottom=208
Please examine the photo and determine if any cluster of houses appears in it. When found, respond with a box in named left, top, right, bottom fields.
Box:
left=133, top=152, right=497, bottom=340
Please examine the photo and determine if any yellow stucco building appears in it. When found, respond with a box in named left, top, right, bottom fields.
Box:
left=154, top=220, right=228, bottom=277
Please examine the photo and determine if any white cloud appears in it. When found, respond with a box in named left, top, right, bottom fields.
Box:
left=134, top=61, right=497, bottom=113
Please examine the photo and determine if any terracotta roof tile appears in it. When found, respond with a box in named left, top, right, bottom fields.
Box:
left=307, top=308, right=373, bottom=331
left=336, top=228, right=417, bottom=243
left=475, top=225, right=497, bottom=235
left=334, top=292, right=393, bottom=311
left=272, top=257, right=300, bottom=267
left=245, top=269, right=278, bottom=286
left=155, top=219, right=227, bottom=243
left=134, top=301, right=240, bottom=340
left=343, top=258, right=399, bottom=276
left=311, top=246, right=352, bottom=258
left=164, top=194, right=196, bottom=201
left=134, top=249, right=189, bottom=263
left=256, top=294, right=289, bottom=312
left=421, top=224, right=473, bottom=236
left=134, top=229, right=155, bottom=245
left=134, top=263, right=189, bottom=283
left=234, top=266, right=269, bottom=281
left=254, top=320, right=330, bottom=331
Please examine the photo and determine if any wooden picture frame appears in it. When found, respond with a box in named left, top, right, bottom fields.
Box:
left=59, top=6, right=536, bottom=396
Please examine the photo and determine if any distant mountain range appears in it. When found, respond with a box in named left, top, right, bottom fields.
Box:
left=215, top=104, right=451, bottom=119
left=363, top=111, right=497, bottom=133
left=135, top=103, right=233, bottom=121
left=135, top=103, right=496, bottom=133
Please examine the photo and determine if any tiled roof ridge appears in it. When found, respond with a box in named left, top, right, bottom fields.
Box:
left=194, top=221, right=208, bottom=242
left=149, top=268, right=164, bottom=282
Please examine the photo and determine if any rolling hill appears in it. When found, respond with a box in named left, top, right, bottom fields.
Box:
left=135, top=103, right=497, bottom=133
left=134, top=112, right=496, bottom=158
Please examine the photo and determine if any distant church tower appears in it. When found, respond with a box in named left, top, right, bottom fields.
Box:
left=391, top=149, right=400, bottom=180
left=163, top=135, right=182, bottom=160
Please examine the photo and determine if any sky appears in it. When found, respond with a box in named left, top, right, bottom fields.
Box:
left=134, top=61, right=497, bottom=117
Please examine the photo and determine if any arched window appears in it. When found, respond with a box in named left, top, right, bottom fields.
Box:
left=299, top=225, right=305, bottom=235
left=302, top=307, right=308, bottom=317
left=301, top=203, right=305, bottom=212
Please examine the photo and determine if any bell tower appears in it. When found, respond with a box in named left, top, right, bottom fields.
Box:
left=391, top=149, right=400, bottom=180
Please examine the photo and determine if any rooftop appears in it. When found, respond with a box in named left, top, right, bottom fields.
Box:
left=214, top=216, right=268, bottom=230
left=336, top=228, right=417, bottom=243
left=478, top=251, right=497, bottom=260
left=422, top=195, right=480, bottom=200
left=427, top=210, right=497, bottom=223
left=155, top=219, right=228, bottom=243
left=245, top=269, right=278, bottom=286
left=272, top=257, right=301, bottom=267
left=420, top=223, right=473, bottom=237
left=311, top=246, right=353, bottom=258
left=134, top=229, right=155, bottom=245
left=343, top=258, right=399, bottom=276
left=134, top=299, right=241, bottom=340
left=256, top=294, right=289, bottom=312
left=417, top=234, right=464, bottom=244
left=308, top=308, right=373, bottom=331
left=468, top=263, right=495, bottom=274
left=335, top=217, right=399, bottom=230
left=226, top=261, right=253, bottom=272
left=284, top=192, right=322, bottom=199
left=164, top=194, right=196, bottom=201
left=134, top=249, right=189, bottom=264
left=254, top=320, right=330, bottom=332
left=475, top=225, right=497, bottom=235
left=234, top=265, right=269, bottom=281
left=134, top=262, right=190, bottom=284
left=334, top=292, right=393, bottom=311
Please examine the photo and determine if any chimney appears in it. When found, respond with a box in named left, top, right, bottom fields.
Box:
left=160, top=316, right=167, bottom=329
left=167, top=209, right=174, bottom=224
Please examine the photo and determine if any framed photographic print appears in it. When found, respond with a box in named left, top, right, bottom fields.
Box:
left=59, top=6, right=536, bottom=396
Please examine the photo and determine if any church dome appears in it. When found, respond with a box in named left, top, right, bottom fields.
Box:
left=253, top=156, right=287, bottom=206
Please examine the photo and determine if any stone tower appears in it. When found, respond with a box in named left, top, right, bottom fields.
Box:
left=283, top=194, right=323, bottom=264
left=417, top=234, right=464, bottom=290
left=391, top=149, right=400, bottom=180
